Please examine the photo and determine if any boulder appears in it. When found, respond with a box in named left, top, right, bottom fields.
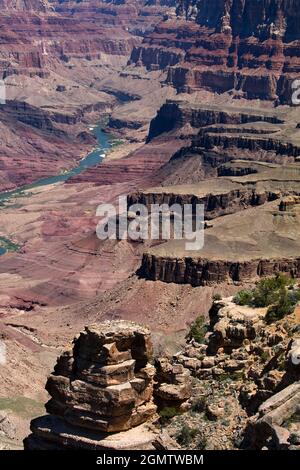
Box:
left=243, top=382, right=300, bottom=449
left=0, top=412, right=16, bottom=440
left=154, top=357, right=192, bottom=408
left=288, top=338, right=300, bottom=367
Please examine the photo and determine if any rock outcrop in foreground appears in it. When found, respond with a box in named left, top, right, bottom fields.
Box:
left=244, top=381, right=300, bottom=450
left=24, top=321, right=158, bottom=450
left=23, top=302, right=300, bottom=450
left=161, top=296, right=300, bottom=449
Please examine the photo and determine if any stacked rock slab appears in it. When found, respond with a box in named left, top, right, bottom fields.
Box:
left=243, top=382, right=300, bottom=450
left=24, top=321, right=157, bottom=450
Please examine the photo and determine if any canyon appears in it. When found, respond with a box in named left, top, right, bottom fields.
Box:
left=1, top=0, right=300, bottom=452
left=0, top=0, right=177, bottom=191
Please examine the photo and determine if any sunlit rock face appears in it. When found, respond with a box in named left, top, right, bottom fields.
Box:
left=24, top=321, right=158, bottom=450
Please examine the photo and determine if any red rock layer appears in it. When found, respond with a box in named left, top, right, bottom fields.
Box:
left=0, top=1, right=177, bottom=78
left=0, top=11, right=136, bottom=79
left=0, top=136, right=188, bottom=307
left=130, top=0, right=300, bottom=102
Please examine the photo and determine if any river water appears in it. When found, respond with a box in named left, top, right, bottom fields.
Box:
left=0, top=124, right=113, bottom=255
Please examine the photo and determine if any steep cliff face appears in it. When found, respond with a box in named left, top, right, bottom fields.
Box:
left=130, top=0, right=300, bottom=102
left=128, top=187, right=279, bottom=221
left=177, top=0, right=300, bottom=40
left=137, top=195, right=300, bottom=286
left=147, top=100, right=284, bottom=141
left=140, top=253, right=300, bottom=286
left=145, top=98, right=300, bottom=194
left=0, top=3, right=143, bottom=80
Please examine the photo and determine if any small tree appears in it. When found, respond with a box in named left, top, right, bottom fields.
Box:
left=233, top=289, right=253, bottom=306
left=266, top=288, right=300, bottom=324
left=233, top=274, right=294, bottom=308
left=212, top=293, right=222, bottom=301
left=159, top=407, right=178, bottom=424
left=192, top=397, right=206, bottom=413
left=188, top=315, right=208, bottom=344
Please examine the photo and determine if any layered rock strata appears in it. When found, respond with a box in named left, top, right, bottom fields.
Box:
left=0, top=0, right=177, bottom=190
left=147, top=100, right=285, bottom=142
left=0, top=1, right=176, bottom=79
left=148, top=101, right=300, bottom=170
left=130, top=0, right=300, bottom=102
left=133, top=96, right=300, bottom=287
left=24, top=320, right=158, bottom=450
left=138, top=198, right=300, bottom=286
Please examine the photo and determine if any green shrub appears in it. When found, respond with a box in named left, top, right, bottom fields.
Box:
left=195, top=432, right=207, bottom=450
left=233, top=289, right=253, bottom=306
left=159, top=406, right=178, bottom=423
left=265, top=288, right=299, bottom=324
left=233, top=274, right=297, bottom=309
left=191, top=397, right=206, bottom=413
left=213, top=293, right=222, bottom=301
left=260, top=350, right=271, bottom=363
left=251, top=276, right=288, bottom=308
left=221, top=419, right=230, bottom=427
left=287, top=289, right=300, bottom=305
left=176, top=425, right=198, bottom=447
left=188, top=316, right=208, bottom=344
left=231, top=371, right=244, bottom=381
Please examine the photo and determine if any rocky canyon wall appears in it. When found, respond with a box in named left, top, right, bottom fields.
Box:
left=140, top=254, right=300, bottom=286
left=130, top=0, right=300, bottom=102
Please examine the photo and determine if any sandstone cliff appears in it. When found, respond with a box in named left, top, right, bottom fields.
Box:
left=147, top=100, right=284, bottom=142
left=137, top=196, right=300, bottom=286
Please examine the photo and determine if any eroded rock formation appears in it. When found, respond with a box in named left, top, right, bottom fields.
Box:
left=19, top=298, right=300, bottom=450
left=24, top=320, right=158, bottom=450
left=154, top=357, right=192, bottom=410
left=244, top=382, right=300, bottom=449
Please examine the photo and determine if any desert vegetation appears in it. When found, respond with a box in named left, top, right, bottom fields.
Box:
left=233, top=274, right=300, bottom=323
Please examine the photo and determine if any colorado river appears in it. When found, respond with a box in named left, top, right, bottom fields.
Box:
left=0, top=124, right=113, bottom=255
